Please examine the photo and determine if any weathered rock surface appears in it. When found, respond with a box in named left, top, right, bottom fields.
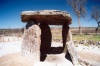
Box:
left=62, top=23, right=69, bottom=51
left=21, top=10, right=72, bottom=25
left=26, top=20, right=36, bottom=29
left=65, top=30, right=92, bottom=66
left=39, top=23, right=52, bottom=61
left=22, top=25, right=41, bottom=62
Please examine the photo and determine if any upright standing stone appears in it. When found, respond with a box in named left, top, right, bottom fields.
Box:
left=66, top=30, right=79, bottom=65
left=62, top=23, right=69, bottom=50
left=62, top=23, right=72, bottom=62
left=22, top=25, right=41, bottom=62
left=39, top=23, right=52, bottom=61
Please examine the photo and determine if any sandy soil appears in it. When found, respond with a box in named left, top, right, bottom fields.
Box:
left=0, top=52, right=34, bottom=66
left=78, top=51, right=100, bottom=66
left=0, top=41, right=100, bottom=66
left=78, top=51, right=100, bottom=62
left=0, top=52, right=73, bottom=66
left=0, top=51, right=100, bottom=66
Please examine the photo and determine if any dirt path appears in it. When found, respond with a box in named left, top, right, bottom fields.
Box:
left=0, top=51, right=100, bottom=66
left=0, top=52, right=73, bottom=66
left=78, top=51, right=100, bottom=62
left=0, top=52, right=34, bottom=66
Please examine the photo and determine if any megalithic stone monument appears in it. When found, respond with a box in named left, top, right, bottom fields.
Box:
left=21, top=10, right=72, bottom=61
left=21, top=10, right=88, bottom=66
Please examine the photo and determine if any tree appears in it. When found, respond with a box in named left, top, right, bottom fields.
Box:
left=67, top=0, right=87, bottom=35
left=91, top=5, right=100, bottom=34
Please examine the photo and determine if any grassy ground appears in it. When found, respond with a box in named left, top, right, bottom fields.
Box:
left=52, top=34, right=100, bottom=42
left=72, top=34, right=100, bottom=41
left=51, top=28, right=100, bottom=42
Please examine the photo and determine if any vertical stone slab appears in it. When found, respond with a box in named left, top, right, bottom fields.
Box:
left=62, top=23, right=73, bottom=63
left=22, top=25, right=41, bottom=62
left=62, top=23, right=69, bottom=51
left=65, top=29, right=89, bottom=66
left=39, top=23, right=52, bottom=61
left=66, top=30, right=79, bottom=65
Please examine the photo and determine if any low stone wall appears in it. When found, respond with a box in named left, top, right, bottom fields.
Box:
left=0, top=37, right=22, bottom=42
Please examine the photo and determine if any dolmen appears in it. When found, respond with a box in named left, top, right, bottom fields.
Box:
left=21, top=10, right=81, bottom=66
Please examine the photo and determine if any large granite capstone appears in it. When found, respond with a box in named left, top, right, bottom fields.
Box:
left=21, top=10, right=72, bottom=25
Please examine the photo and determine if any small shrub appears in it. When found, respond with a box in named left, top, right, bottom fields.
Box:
left=75, top=45, right=78, bottom=47
left=84, top=44, right=89, bottom=46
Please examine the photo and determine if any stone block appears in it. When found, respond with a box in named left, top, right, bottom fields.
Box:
left=22, top=25, right=41, bottom=62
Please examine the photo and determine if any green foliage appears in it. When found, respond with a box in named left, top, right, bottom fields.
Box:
left=91, top=34, right=100, bottom=41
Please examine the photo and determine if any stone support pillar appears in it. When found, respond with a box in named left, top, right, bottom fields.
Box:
left=62, top=23, right=69, bottom=50
left=62, top=23, right=73, bottom=62
left=66, top=30, right=79, bottom=65
left=39, top=23, right=52, bottom=61
left=22, top=24, right=41, bottom=62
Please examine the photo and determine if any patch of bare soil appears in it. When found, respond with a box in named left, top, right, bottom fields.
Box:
left=0, top=51, right=100, bottom=66
left=78, top=51, right=100, bottom=62
left=0, top=52, right=34, bottom=66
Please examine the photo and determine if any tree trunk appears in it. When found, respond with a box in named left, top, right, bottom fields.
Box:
left=96, top=27, right=98, bottom=35
left=78, top=18, right=82, bottom=35
left=96, top=22, right=100, bottom=35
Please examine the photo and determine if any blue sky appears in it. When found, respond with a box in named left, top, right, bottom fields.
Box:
left=0, top=0, right=100, bottom=28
